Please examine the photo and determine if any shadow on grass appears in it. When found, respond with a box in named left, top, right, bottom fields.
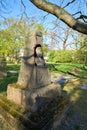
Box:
left=47, top=63, right=87, bottom=78
left=0, top=75, right=18, bottom=94
left=60, top=77, right=87, bottom=130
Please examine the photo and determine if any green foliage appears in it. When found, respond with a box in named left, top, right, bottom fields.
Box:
left=0, top=18, right=26, bottom=59
left=48, top=50, right=76, bottom=63
left=42, top=44, right=49, bottom=56
left=47, top=50, right=56, bottom=62
left=76, top=35, right=87, bottom=66
left=0, top=17, right=47, bottom=64
left=33, top=23, right=47, bottom=34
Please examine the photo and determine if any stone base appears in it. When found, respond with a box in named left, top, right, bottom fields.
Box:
left=7, top=83, right=61, bottom=109
left=0, top=93, right=70, bottom=130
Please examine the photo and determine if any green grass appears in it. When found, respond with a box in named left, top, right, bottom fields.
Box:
left=48, top=63, right=87, bottom=78
left=6, top=64, right=20, bottom=72
left=48, top=63, right=87, bottom=129
left=0, top=64, right=20, bottom=94
left=63, top=78, right=87, bottom=130
left=0, top=76, right=18, bottom=94
left=55, top=63, right=86, bottom=72
left=0, top=63, right=87, bottom=94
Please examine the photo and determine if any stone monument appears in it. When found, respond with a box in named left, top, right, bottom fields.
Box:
left=17, top=30, right=51, bottom=88
left=7, top=30, right=61, bottom=109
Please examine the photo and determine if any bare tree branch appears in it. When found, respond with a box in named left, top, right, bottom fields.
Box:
left=0, top=14, right=6, bottom=20
left=30, top=0, right=87, bottom=34
left=77, top=15, right=87, bottom=23
left=63, top=0, right=76, bottom=8
left=73, top=11, right=87, bottom=23
left=20, top=0, right=28, bottom=19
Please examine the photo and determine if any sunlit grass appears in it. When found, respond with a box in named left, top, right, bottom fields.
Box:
left=48, top=63, right=87, bottom=78
left=62, top=76, right=87, bottom=129
left=0, top=63, right=87, bottom=94
left=6, top=64, right=20, bottom=72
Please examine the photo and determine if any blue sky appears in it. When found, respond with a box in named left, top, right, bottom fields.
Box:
left=0, top=0, right=86, bottom=25
left=0, top=0, right=50, bottom=19
left=0, top=0, right=86, bottom=50
left=0, top=0, right=58, bottom=29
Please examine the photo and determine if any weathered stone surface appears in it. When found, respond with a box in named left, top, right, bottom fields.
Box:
left=7, top=83, right=61, bottom=108
left=36, top=66, right=51, bottom=88
left=17, top=30, right=51, bottom=89
left=0, top=94, right=70, bottom=130
left=0, top=97, right=35, bottom=130
left=7, top=84, right=23, bottom=105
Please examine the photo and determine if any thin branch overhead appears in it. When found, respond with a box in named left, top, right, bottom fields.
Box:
left=73, top=11, right=87, bottom=23
left=0, top=14, right=6, bottom=20
left=63, top=0, right=76, bottom=8
left=20, top=0, right=28, bottom=19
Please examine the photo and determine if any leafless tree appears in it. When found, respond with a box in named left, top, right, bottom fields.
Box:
left=29, top=0, right=87, bottom=34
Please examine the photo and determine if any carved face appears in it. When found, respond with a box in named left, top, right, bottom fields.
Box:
left=34, top=44, right=45, bottom=66
left=35, top=47, right=42, bottom=57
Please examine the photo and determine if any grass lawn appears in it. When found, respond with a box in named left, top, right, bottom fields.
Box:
left=0, top=64, right=20, bottom=95
left=48, top=63, right=87, bottom=129
left=62, top=78, right=87, bottom=130
left=48, top=63, right=87, bottom=78
left=0, top=62, right=87, bottom=94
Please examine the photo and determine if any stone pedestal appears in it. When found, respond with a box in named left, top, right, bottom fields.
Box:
left=7, top=83, right=61, bottom=109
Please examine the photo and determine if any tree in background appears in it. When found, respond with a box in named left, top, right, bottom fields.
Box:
left=0, top=17, right=47, bottom=62
left=48, top=25, right=75, bottom=50
left=0, top=18, right=27, bottom=61
left=76, top=34, right=87, bottom=66
left=0, top=0, right=87, bottom=65
left=48, top=50, right=76, bottom=63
